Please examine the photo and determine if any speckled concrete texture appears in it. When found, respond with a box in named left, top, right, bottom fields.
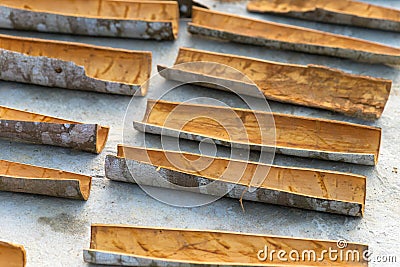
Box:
left=0, top=1, right=399, bottom=266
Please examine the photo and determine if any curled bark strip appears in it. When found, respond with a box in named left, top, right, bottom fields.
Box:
left=0, top=160, right=91, bottom=200
left=0, top=106, right=109, bottom=154
left=188, top=8, right=400, bottom=65
left=83, top=225, right=368, bottom=266
left=0, top=240, right=26, bottom=267
left=133, top=99, right=381, bottom=165
left=0, top=0, right=179, bottom=40
left=248, top=0, right=400, bottom=32
left=158, top=47, right=392, bottom=120
left=0, top=34, right=152, bottom=95
left=105, top=145, right=365, bottom=216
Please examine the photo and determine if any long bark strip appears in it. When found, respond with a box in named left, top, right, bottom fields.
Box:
left=133, top=99, right=381, bottom=165
left=0, top=34, right=151, bottom=96
left=106, top=145, right=366, bottom=216
left=0, top=106, right=109, bottom=154
left=0, top=160, right=91, bottom=200
left=84, top=225, right=368, bottom=266
left=158, top=47, right=392, bottom=120
left=0, top=0, right=179, bottom=40
left=0, top=240, right=26, bottom=267
left=188, top=8, right=400, bottom=65
left=248, top=0, right=400, bottom=32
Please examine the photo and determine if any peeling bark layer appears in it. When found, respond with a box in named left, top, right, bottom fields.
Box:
left=84, top=225, right=369, bottom=266
left=105, top=145, right=366, bottom=216
left=247, top=0, right=400, bottom=32
left=188, top=8, right=400, bottom=65
left=0, top=1, right=179, bottom=40
left=0, top=106, right=109, bottom=154
left=159, top=48, right=392, bottom=120
left=0, top=240, right=26, bottom=267
left=0, top=160, right=91, bottom=200
left=133, top=99, right=381, bottom=165
left=0, top=34, right=152, bottom=95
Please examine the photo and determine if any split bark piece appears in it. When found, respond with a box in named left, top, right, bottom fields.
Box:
left=106, top=145, right=366, bottom=216
left=140, top=0, right=209, bottom=17
left=133, top=99, right=381, bottom=165
left=247, top=0, right=400, bottom=32
left=0, top=0, right=179, bottom=40
left=158, top=47, right=392, bottom=120
left=84, top=225, right=368, bottom=266
left=188, top=7, right=400, bottom=65
left=0, top=106, right=109, bottom=154
left=0, top=160, right=91, bottom=200
left=0, top=241, right=26, bottom=267
left=0, top=34, right=151, bottom=96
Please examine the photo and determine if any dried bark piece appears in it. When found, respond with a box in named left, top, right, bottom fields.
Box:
left=133, top=99, right=381, bottom=165
left=158, top=47, right=392, bottom=120
left=0, top=0, right=179, bottom=40
left=0, top=34, right=151, bottom=96
left=83, top=225, right=368, bottom=266
left=248, top=0, right=400, bottom=32
left=188, top=7, right=400, bottom=65
left=0, top=106, right=109, bottom=154
left=0, top=160, right=91, bottom=200
left=0, top=241, right=26, bottom=267
left=106, top=145, right=366, bottom=216
left=139, top=0, right=209, bottom=17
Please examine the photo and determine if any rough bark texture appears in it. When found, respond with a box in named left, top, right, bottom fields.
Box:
left=133, top=121, right=376, bottom=165
left=0, top=49, right=141, bottom=95
left=0, top=120, right=101, bottom=153
left=159, top=47, right=392, bottom=120
left=0, top=176, right=88, bottom=200
left=188, top=24, right=400, bottom=65
left=84, top=225, right=368, bottom=266
left=247, top=0, right=400, bottom=32
left=0, top=6, right=175, bottom=40
left=106, top=155, right=363, bottom=216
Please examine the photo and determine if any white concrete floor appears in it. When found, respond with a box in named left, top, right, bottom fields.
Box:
left=0, top=0, right=399, bottom=266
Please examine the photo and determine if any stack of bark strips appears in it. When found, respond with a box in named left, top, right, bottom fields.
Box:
left=106, top=145, right=366, bottom=216
left=188, top=7, right=400, bottom=64
left=247, top=0, right=400, bottom=32
left=0, top=106, right=109, bottom=154
left=158, top=47, right=392, bottom=120
left=0, top=34, right=152, bottom=95
left=133, top=99, right=381, bottom=165
left=0, top=160, right=91, bottom=200
left=0, top=0, right=179, bottom=40
left=83, top=225, right=369, bottom=266
left=0, top=240, right=26, bottom=267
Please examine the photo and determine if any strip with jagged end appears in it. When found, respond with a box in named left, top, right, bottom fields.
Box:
left=0, top=106, right=109, bottom=154
left=105, top=145, right=366, bottom=216
left=188, top=7, right=400, bottom=65
left=0, top=160, right=91, bottom=200
left=247, top=0, right=400, bottom=32
left=83, top=225, right=369, bottom=266
left=158, top=47, right=392, bottom=120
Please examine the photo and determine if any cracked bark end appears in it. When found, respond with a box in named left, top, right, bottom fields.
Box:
left=0, top=1, right=179, bottom=40
left=188, top=8, right=400, bottom=65
left=0, top=106, right=109, bottom=154
left=133, top=99, right=381, bottom=165
left=0, top=240, right=26, bottom=267
left=84, top=225, right=369, bottom=266
left=158, top=47, right=392, bottom=120
left=0, top=34, right=151, bottom=95
left=0, top=160, right=91, bottom=200
left=247, top=0, right=400, bottom=32
left=105, top=145, right=366, bottom=216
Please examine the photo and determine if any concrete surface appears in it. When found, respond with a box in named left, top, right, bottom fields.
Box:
left=0, top=0, right=399, bottom=266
